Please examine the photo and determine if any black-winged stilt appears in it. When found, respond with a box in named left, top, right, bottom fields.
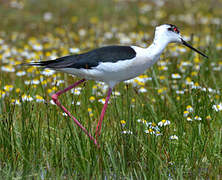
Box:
left=25, top=24, right=208, bottom=146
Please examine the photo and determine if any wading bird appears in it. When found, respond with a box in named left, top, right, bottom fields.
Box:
left=25, top=24, right=208, bottom=146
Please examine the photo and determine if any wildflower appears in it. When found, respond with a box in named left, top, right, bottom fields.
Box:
left=215, top=95, right=220, bottom=100
left=159, top=75, right=166, bottom=80
left=47, top=88, right=54, bottom=94
left=22, top=94, right=33, bottom=101
left=104, top=32, right=113, bottom=39
left=169, top=135, right=178, bottom=140
left=62, top=112, right=68, bottom=116
left=137, top=119, right=142, bottom=123
left=35, top=95, right=44, bottom=102
left=90, top=16, right=99, bottom=24
left=138, top=75, right=152, bottom=82
left=0, top=90, right=6, bottom=98
left=71, top=101, right=81, bottom=106
left=16, top=70, right=26, bottom=76
left=155, top=131, right=162, bottom=136
left=151, top=122, right=157, bottom=127
left=185, top=77, right=194, bottom=86
left=112, top=91, right=121, bottom=96
left=26, top=67, right=36, bottom=73
left=69, top=48, right=80, bottom=53
left=124, top=79, right=135, bottom=84
left=176, top=90, right=184, bottom=94
left=183, top=110, right=189, bottom=117
left=160, top=60, right=167, bottom=67
left=98, top=98, right=106, bottom=104
left=16, top=88, right=21, bottom=93
left=142, top=119, right=147, bottom=124
left=194, top=115, right=202, bottom=121
left=145, top=128, right=155, bottom=134
left=43, top=12, right=52, bottom=21
left=186, top=105, right=193, bottom=112
left=24, top=80, right=31, bottom=85
left=71, top=88, right=81, bottom=95
left=192, top=82, right=201, bottom=89
left=41, top=69, right=55, bottom=76
left=158, top=119, right=171, bottom=127
left=71, top=16, right=78, bottom=23
left=89, top=96, right=95, bottom=102
left=121, top=130, right=133, bottom=134
left=212, top=103, right=222, bottom=112
left=0, top=38, right=4, bottom=44
left=158, top=66, right=168, bottom=71
left=1, top=65, right=15, bottom=72
left=50, top=100, right=56, bottom=105
left=78, top=29, right=86, bottom=37
left=88, top=108, right=92, bottom=112
left=88, top=108, right=93, bottom=117
left=181, top=61, right=192, bottom=67
left=194, top=56, right=201, bottom=64
left=131, top=98, right=135, bottom=103
left=158, top=87, right=167, bottom=94
left=146, top=122, right=160, bottom=132
left=151, top=98, right=156, bottom=103
left=187, top=117, right=192, bottom=121
left=134, top=80, right=145, bottom=86
left=41, top=80, right=47, bottom=86
left=171, top=73, right=181, bottom=79
left=140, top=4, right=152, bottom=13
left=11, top=99, right=21, bottom=105
left=31, top=79, right=40, bottom=85
left=52, top=80, right=64, bottom=86
left=138, top=87, right=147, bottom=93
left=120, top=120, right=126, bottom=127
left=191, top=71, right=198, bottom=76
left=206, top=115, right=211, bottom=120
left=4, top=85, right=13, bottom=92
left=32, top=43, right=43, bottom=51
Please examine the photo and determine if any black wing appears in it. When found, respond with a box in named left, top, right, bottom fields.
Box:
left=27, top=46, right=136, bottom=69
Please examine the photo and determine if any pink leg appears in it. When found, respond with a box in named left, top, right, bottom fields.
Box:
left=95, top=87, right=112, bottom=138
left=51, top=79, right=98, bottom=146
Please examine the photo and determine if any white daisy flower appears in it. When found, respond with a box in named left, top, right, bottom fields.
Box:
left=212, top=103, right=222, bottom=112
left=158, top=119, right=171, bottom=127
left=169, top=135, right=178, bottom=140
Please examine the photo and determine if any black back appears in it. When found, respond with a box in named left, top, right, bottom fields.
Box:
left=35, top=46, right=136, bottom=69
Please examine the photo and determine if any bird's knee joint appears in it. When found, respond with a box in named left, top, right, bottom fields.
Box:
left=51, top=94, right=58, bottom=101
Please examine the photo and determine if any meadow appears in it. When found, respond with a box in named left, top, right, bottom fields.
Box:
left=0, top=0, right=221, bottom=179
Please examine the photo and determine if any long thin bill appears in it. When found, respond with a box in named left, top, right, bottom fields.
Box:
left=181, top=39, right=208, bottom=58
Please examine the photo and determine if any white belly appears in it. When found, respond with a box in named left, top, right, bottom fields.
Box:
left=58, top=58, right=148, bottom=86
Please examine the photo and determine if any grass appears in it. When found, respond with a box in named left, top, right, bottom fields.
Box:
left=0, top=0, right=222, bottom=179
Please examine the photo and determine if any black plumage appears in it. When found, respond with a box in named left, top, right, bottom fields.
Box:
left=29, top=45, right=136, bottom=69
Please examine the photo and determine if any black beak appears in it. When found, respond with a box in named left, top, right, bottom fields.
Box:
left=181, top=38, right=208, bottom=58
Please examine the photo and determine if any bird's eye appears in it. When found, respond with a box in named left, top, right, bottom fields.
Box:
left=173, top=27, right=179, bottom=33
left=168, top=26, right=180, bottom=34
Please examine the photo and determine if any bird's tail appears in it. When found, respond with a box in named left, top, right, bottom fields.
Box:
left=22, top=54, right=77, bottom=68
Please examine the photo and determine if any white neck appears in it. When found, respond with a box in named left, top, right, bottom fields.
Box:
left=146, top=37, right=169, bottom=61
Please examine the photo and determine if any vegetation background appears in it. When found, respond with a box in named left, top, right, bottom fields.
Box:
left=0, top=0, right=221, bottom=179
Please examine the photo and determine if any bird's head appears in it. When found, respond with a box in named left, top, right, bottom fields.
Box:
left=154, top=24, right=208, bottom=58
